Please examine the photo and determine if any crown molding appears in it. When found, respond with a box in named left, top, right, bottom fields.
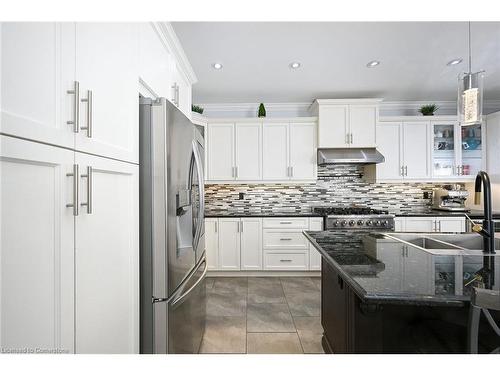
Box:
left=155, top=22, right=198, bottom=85
left=196, top=100, right=500, bottom=118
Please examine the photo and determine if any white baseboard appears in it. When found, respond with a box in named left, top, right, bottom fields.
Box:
left=207, top=270, right=321, bottom=277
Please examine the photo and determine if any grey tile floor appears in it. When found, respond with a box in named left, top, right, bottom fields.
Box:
left=200, top=277, right=324, bottom=354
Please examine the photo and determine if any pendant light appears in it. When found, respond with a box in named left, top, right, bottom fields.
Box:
left=458, top=22, right=485, bottom=126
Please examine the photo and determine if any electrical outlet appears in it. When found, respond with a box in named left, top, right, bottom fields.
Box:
left=423, top=191, right=431, bottom=199
left=239, top=192, right=245, bottom=200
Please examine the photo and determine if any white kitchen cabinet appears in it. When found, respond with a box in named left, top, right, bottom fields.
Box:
left=436, top=217, right=465, bottom=232
left=240, top=218, right=263, bottom=270
left=398, top=216, right=465, bottom=233
left=0, top=22, right=75, bottom=149
left=218, top=219, right=241, bottom=270
left=262, top=123, right=289, bottom=180
left=317, top=105, right=348, bottom=148
left=171, top=62, right=192, bottom=118
left=402, top=122, right=429, bottom=179
left=375, top=122, right=402, bottom=180
left=207, top=123, right=235, bottom=180
left=74, top=23, right=140, bottom=164
left=394, top=217, right=405, bottom=232
left=0, top=136, right=75, bottom=353
left=349, top=105, right=378, bottom=147
left=289, top=122, right=316, bottom=179
left=206, top=119, right=317, bottom=182
left=138, top=23, right=173, bottom=99
left=402, top=216, right=436, bottom=232
left=74, top=152, right=139, bottom=354
left=204, top=218, right=219, bottom=270
left=375, top=121, right=429, bottom=181
left=308, top=218, right=324, bottom=271
left=312, top=99, right=381, bottom=149
left=235, top=122, right=262, bottom=180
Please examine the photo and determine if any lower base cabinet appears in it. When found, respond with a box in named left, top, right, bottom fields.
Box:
left=396, top=216, right=465, bottom=233
left=204, top=216, right=322, bottom=272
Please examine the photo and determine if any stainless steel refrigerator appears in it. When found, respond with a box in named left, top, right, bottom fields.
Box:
left=139, top=97, right=206, bottom=354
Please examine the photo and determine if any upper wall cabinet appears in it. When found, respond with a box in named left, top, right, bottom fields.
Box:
left=74, top=23, right=140, bottom=164
left=371, top=116, right=486, bottom=182
left=206, top=118, right=317, bottom=183
left=311, top=99, right=382, bottom=149
left=1, top=23, right=76, bottom=149
left=139, top=23, right=174, bottom=99
left=138, top=23, right=197, bottom=120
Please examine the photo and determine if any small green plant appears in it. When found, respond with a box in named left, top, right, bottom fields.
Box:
left=192, top=105, right=204, bottom=114
left=258, top=103, right=266, bottom=118
left=419, top=104, right=439, bottom=116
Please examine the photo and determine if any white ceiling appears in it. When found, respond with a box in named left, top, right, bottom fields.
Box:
left=172, top=22, right=500, bottom=104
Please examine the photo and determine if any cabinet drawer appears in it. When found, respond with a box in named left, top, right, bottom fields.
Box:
left=263, top=230, right=309, bottom=250
left=262, top=217, right=309, bottom=229
left=263, top=251, right=308, bottom=270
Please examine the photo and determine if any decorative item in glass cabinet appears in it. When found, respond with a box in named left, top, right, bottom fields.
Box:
left=458, top=22, right=485, bottom=127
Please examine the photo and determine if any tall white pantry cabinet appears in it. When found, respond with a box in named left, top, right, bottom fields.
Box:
left=0, top=22, right=197, bottom=354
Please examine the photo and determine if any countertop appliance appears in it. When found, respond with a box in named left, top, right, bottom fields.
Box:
left=139, top=97, right=206, bottom=354
left=432, top=185, right=470, bottom=212
left=312, top=206, right=395, bottom=230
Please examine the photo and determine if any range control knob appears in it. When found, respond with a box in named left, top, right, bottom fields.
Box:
left=333, top=221, right=339, bottom=227
left=357, top=220, right=364, bottom=226
left=366, top=220, right=372, bottom=226
left=348, top=220, right=356, bottom=226
left=382, top=220, right=388, bottom=227
left=341, top=220, right=347, bottom=226
left=375, top=220, right=381, bottom=226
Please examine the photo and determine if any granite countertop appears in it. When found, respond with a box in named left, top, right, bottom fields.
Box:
left=204, top=210, right=323, bottom=218
left=304, top=230, right=500, bottom=307
left=391, top=209, right=500, bottom=219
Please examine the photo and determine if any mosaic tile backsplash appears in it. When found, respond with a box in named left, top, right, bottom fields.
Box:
left=205, top=165, right=453, bottom=215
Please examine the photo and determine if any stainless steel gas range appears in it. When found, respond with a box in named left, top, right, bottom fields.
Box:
left=312, top=207, right=395, bottom=230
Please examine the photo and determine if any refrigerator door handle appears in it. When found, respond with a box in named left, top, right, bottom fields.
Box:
left=171, top=260, right=207, bottom=307
left=192, top=140, right=205, bottom=251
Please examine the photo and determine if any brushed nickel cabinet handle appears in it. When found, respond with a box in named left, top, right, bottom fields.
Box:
left=66, top=81, right=80, bottom=133
left=279, top=221, right=292, bottom=224
left=404, top=166, right=408, bottom=176
left=215, top=221, right=218, bottom=233
left=80, top=166, right=93, bottom=214
left=350, top=133, right=353, bottom=144
left=240, top=221, right=243, bottom=232
left=280, top=238, right=292, bottom=241
left=80, top=90, right=93, bottom=138
left=290, top=166, right=293, bottom=177
left=171, top=83, right=177, bottom=105
left=66, top=164, right=79, bottom=216
left=280, top=259, right=292, bottom=262
left=235, top=166, right=238, bottom=178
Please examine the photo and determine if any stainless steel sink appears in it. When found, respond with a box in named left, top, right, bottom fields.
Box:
left=385, top=233, right=500, bottom=256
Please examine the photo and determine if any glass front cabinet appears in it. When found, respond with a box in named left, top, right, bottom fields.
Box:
left=431, top=120, right=485, bottom=179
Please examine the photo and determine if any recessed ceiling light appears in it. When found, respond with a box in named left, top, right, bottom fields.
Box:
left=289, top=62, right=301, bottom=69
left=212, top=63, right=223, bottom=70
left=447, top=58, right=463, bottom=66
left=366, top=60, right=380, bottom=68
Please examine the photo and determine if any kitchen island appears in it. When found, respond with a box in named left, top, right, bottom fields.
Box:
left=304, top=230, right=500, bottom=353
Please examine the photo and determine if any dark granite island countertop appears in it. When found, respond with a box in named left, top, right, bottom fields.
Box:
left=303, top=230, right=500, bottom=353
left=304, top=230, right=500, bottom=307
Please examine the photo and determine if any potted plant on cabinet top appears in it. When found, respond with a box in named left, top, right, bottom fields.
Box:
left=258, top=103, right=266, bottom=118
left=192, top=105, right=204, bottom=114
left=419, top=104, right=439, bottom=116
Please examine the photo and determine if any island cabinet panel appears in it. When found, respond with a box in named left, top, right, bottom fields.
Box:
left=321, top=258, right=348, bottom=353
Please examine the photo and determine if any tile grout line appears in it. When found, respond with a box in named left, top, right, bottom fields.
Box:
left=280, top=277, right=305, bottom=354
left=245, top=277, right=249, bottom=354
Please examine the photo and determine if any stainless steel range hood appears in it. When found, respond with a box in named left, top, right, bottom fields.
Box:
left=317, top=148, right=385, bottom=165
